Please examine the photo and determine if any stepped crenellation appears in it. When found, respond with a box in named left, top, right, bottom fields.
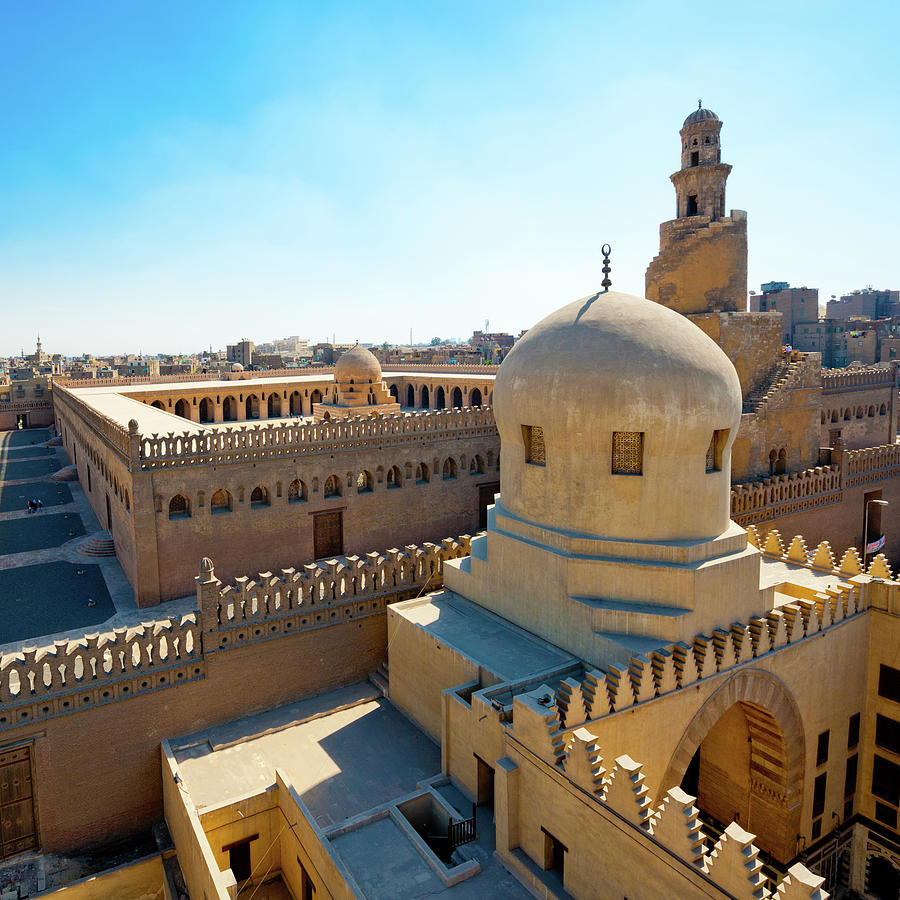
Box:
left=512, top=684, right=829, bottom=898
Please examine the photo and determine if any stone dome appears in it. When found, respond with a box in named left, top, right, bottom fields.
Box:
left=335, top=344, right=382, bottom=384
left=683, top=106, right=719, bottom=128
left=230, top=362, right=244, bottom=372
left=493, top=290, right=742, bottom=542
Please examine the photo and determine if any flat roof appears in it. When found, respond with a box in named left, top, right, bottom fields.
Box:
left=391, top=591, right=576, bottom=682
left=171, top=683, right=441, bottom=827
left=759, top=555, right=853, bottom=593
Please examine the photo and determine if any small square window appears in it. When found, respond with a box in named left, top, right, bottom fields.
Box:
left=706, top=429, right=729, bottom=473
left=612, top=432, right=643, bottom=475
left=522, top=425, right=545, bottom=466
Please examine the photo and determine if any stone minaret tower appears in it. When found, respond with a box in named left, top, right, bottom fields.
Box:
left=671, top=104, right=731, bottom=221
left=645, top=104, right=747, bottom=316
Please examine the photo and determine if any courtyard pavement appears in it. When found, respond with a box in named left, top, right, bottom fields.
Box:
left=0, top=427, right=193, bottom=656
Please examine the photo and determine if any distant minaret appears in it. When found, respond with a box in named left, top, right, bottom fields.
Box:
left=671, top=102, right=732, bottom=221
left=35, top=334, right=42, bottom=359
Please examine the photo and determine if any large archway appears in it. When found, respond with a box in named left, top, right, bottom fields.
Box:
left=222, top=396, right=237, bottom=421
left=661, top=669, right=804, bottom=864
left=198, top=398, right=213, bottom=423
left=174, top=399, right=190, bottom=420
left=267, top=392, right=281, bottom=418
left=451, top=386, right=463, bottom=408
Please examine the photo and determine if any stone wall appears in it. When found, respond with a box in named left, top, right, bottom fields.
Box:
left=0, top=538, right=468, bottom=854
left=645, top=212, right=748, bottom=315
left=820, top=364, right=897, bottom=450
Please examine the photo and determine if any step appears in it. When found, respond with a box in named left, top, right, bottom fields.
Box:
left=77, top=532, right=116, bottom=557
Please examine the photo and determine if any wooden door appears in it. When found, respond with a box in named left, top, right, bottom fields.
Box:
left=0, top=745, right=37, bottom=859
left=314, top=511, right=343, bottom=560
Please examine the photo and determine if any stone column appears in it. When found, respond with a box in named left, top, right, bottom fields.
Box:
left=214, top=397, right=223, bottom=423
left=493, top=756, right=520, bottom=854
left=237, top=397, right=247, bottom=421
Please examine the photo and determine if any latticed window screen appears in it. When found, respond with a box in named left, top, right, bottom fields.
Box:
left=522, top=425, right=546, bottom=465
left=611, top=431, right=643, bottom=475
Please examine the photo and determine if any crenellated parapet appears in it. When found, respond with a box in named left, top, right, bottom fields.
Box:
left=822, top=365, right=896, bottom=393
left=731, top=465, right=841, bottom=523
left=0, top=534, right=473, bottom=733
left=844, top=443, right=900, bottom=487
left=0, top=614, right=202, bottom=730
left=53, top=383, right=132, bottom=462
left=138, top=407, right=496, bottom=470
left=510, top=690, right=829, bottom=898
left=198, top=537, right=472, bottom=650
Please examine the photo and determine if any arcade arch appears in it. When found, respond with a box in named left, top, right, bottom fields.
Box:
left=662, top=669, right=804, bottom=864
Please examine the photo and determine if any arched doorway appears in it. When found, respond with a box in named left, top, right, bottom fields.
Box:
left=868, top=855, right=900, bottom=899
left=199, top=398, right=213, bottom=423
left=451, top=386, right=463, bottom=408
left=421, top=385, right=430, bottom=409
left=222, top=396, right=237, bottom=421
left=174, top=399, right=190, bottom=419
left=310, top=389, right=322, bottom=405
left=775, top=448, right=787, bottom=475
left=406, top=385, right=415, bottom=407
left=436, top=387, right=446, bottom=410
left=662, top=670, right=804, bottom=864
left=267, top=393, right=281, bottom=418
left=471, top=388, right=482, bottom=408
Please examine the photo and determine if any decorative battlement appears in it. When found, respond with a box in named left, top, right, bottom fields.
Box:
left=197, top=537, right=472, bottom=649
left=731, top=465, right=841, bottom=523
left=509, top=699, right=828, bottom=898
left=822, top=365, right=896, bottom=393
left=53, top=383, right=133, bottom=462
left=0, top=535, right=473, bottom=732
left=138, top=407, right=496, bottom=470
left=731, top=441, right=900, bottom=523
left=504, top=528, right=893, bottom=736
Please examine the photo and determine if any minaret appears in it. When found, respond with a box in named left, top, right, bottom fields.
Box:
left=645, top=103, right=747, bottom=316
left=670, top=103, right=732, bottom=221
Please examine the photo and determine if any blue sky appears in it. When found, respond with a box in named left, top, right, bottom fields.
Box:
left=1, top=0, right=897, bottom=356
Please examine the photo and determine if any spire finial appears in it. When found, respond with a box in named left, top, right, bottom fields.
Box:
left=601, top=244, right=612, bottom=292
left=698, top=99, right=702, bottom=109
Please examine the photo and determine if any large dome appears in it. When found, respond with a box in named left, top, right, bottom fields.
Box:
left=334, top=344, right=382, bottom=384
left=493, top=290, right=742, bottom=542
left=683, top=106, right=719, bottom=128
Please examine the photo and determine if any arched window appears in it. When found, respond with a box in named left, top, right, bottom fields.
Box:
left=324, top=475, right=341, bottom=498
left=442, top=458, right=457, bottom=480
left=310, top=389, right=322, bottom=405
left=151, top=400, right=165, bottom=410
left=386, top=466, right=402, bottom=488
left=168, top=494, right=190, bottom=519
left=856, top=407, right=864, bottom=419
left=775, top=448, right=787, bottom=475
left=830, top=410, right=838, bottom=423
left=406, top=385, right=415, bottom=407
left=222, top=396, right=237, bottom=421
left=174, top=399, right=190, bottom=419
left=421, top=385, right=430, bottom=408
left=416, top=463, right=430, bottom=484
left=211, top=489, right=232, bottom=514
left=768, top=449, right=777, bottom=476
left=820, top=411, right=826, bottom=425
left=843, top=408, right=851, bottom=421
left=451, top=387, right=463, bottom=408
left=250, top=486, right=269, bottom=507
left=356, top=471, right=373, bottom=493
left=469, top=455, right=485, bottom=475
left=470, top=388, right=482, bottom=408
left=868, top=406, right=876, bottom=417
left=436, top=386, right=446, bottom=410
left=880, top=403, right=887, bottom=415
left=288, top=479, right=307, bottom=503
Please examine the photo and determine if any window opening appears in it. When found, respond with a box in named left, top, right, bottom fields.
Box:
left=612, top=432, right=643, bottom=475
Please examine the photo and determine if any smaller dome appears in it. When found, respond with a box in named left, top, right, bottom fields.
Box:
left=230, top=362, right=244, bottom=372
left=335, top=345, right=382, bottom=384
left=683, top=106, right=720, bottom=128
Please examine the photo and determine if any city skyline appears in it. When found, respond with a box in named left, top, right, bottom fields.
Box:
left=1, top=0, right=897, bottom=356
